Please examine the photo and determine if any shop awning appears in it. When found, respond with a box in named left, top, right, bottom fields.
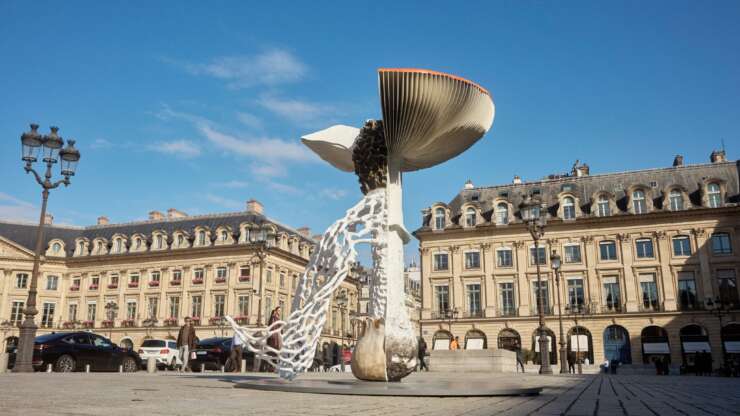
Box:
left=643, top=342, right=670, bottom=354
left=433, top=339, right=449, bottom=350
left=682, top=342, right=711, bottom=353
left=725, top=341, right=740, bottom=353
left=466, top=338, right=484, bottom=350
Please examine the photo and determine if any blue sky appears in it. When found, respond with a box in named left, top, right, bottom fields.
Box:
left=1, top=1, right=738, bottom=263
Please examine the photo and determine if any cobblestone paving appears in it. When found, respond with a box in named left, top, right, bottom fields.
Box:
left=1, top=371, right=739, bottom=416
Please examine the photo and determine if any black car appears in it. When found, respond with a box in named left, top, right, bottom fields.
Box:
left=8, top=332, right=141, bottom=372
left=189, top=337, right=254, bottom=371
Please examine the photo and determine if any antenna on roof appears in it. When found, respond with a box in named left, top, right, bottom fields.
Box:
left=721, top=138, right=725, bottom=153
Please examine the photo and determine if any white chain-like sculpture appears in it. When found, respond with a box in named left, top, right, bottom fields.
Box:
left=228, top=68, right=494, bottom=382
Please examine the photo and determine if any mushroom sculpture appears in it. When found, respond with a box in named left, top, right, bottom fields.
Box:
left=227, top=68, right=494, bottom=382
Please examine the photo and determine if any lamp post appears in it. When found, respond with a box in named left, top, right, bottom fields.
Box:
left=105, top=301, right=119, bottom=339
left=14, top=124, right=81, bottom=373
left=706, top=296, right=731, bottom=367
left=550, top=250, right=568, bottom=374
left=250, top=244, right=268, bottom=326
left=520, top=195, right=551, bottom=375
left=564, top=302, right=590, bottom=375
left=336, top=290, right=348, bottom=371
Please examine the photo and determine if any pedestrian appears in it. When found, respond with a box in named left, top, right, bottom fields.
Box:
left=418, top=337, right=429, bottom=371
left=567, top=351, right=576, bottom=374
left=262, top=306, right=283, bottom=372
left=449, top=336, right=460, bottom=350
left=653, top=356, right=661, bottom=375
left=601, top=359, right=610, bottom=374
left=229, top=331, right=244, bottom=372
left=702, top=351, right=712, bottom=376
left=661, top=356, right=670, bottom=375
left=610, top=359, right=618, bottom=374
left=514, top=341, right=525, bottom=373
left=176, top=316, right=197, bottom=372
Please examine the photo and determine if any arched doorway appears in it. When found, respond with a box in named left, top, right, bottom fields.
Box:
left=464, top=329, right=487, bottom=350
left=721, top=323, right=740, bottom=367
left=641, top=326, right=670, bottom=364
left=567, top=326, right=594, bottom=365
left=4, top=336, right=19, bottom=353
left=497, top=328, right=521, bottom=352
left=603, top=325, right=631, bottom=364
left=119, top=337, right=134, bottom=350
left=679, top=324, right=711, bottom=373
left=432, top=330, right=452, bottom=350
left=532, top=328, right=557, bottom=365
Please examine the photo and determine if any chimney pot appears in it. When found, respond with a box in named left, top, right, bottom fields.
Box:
left=44, top=214, right=53, bottom=225
left=673, top=155, right=684, bottom=167
left=246, top=199, right=264, bottom=215
left=464, top=179, right=474, bottom=190
left=513, top=175, right=522, bottom=184
left=167, top=208, right=187, bottom=218
left=97, top=216, right=109, bottom=225
left=710, top=150, right=727, bottom=163
left=296, top=227, right=311, bottom=237
left=148, top=211, right=164, bottom=221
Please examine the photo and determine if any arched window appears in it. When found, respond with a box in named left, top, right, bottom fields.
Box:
left=155, top=235, right=163, bottom=249
left=434, top=208, right=445, bottom=230
left=97, top=241, right=104, bottom=253
left=134, top=238, right=142, bottom=250
left=198, top=231, right=206, bottom=246
left=632, top=190, right=647, bottom=214
left=597, top=195, right=610, bottom=217
left=496, top=203, right=508, bottom=225
left=177, top=235, right=184, bottom=247
left=707, top=183, right=721, bottom=208
left=465, top=207, right=476, bottom=227
left=669, top=189, right=684, bottom=211
left=52, top=242, right=62, bottom=254
left=114, top=239, right=122, bottom=253
left=77, top=241, right=85, bottom=254
left=220, top=230, right=228, bottom=241
left=562, top=197, right=576, bottom=219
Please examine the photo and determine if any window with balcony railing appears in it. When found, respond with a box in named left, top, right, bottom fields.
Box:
left=677, top=275, right=698, bottom=310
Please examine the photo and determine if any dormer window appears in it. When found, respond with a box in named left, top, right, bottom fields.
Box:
left=198, top=231, right=206, bottom=245
left=465, top=207, right=476, bottom=227
left=707, top=183, right=721, bottom=208
left=156, top=235, right=163, bottom=249
left=434, top=208, right=445, bottom=230
left=220, top=230, right=228, bottom=241
left=669, top=189, right=684, bottom=211
left=495, top=203, right=508, bottom=225
left=632, top=190, right=647, bottom=214
left=77, top=241, right=85, bottom=254
left=114, top=239, right=122, bottom=253
left=597, top=195, right=610, bottom=217
left=135, top=238, right=142, bottom=250
left=97, top=241, right=104, bottom=253
left=562, top=197, right=576, bottom=220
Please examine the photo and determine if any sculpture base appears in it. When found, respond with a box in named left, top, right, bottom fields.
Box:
left=234, top=377, right=541, bottom=397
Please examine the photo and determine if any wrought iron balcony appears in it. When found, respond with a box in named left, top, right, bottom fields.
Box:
left=462, top=310, right=484, bottom=318
left=498, top=307, right=518, bottom=317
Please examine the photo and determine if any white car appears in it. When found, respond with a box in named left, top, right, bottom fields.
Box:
left=138, top=339, right=182, bottom=370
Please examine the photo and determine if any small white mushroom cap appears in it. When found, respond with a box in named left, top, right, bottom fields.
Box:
left=300, top=124, right=359, bottom=172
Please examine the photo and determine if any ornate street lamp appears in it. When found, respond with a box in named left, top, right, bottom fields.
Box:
left=550, top=250, right=568, bottom=374
left=14, top=124, right=81, bottom=373
left=336, top=291, right=349, bottom=372
left=706, top=296, right=731, bottom=367
left=564, top=302, right=591, bottom=375
left=105, top=301, right=119, bottom=339
left=520, top=194, right=551, bottom=374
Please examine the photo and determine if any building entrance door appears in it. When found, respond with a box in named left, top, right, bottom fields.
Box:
left=603, top=325, right=631, bottom=364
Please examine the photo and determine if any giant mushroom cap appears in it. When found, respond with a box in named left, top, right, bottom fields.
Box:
left=301, top=68, right=495, bottom=173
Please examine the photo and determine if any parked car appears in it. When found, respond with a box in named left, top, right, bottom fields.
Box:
left=7, top=332, right=141, bottom=372
left=189, top=337, right=254, bottom=372
left=137, top=339, right=181, bottom=370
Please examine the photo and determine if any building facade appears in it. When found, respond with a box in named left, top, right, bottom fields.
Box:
left=0, top=199, right=358, bottom=352
left=415, top=152, right=740, bottom=370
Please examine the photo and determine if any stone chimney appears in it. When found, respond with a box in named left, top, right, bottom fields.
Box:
left=148, top=210, right=164, bottom=221
left=167, top=208, right=188, bottom=219
left=512, top=175, right=522, bottom=184
left=311, top=234, right=322, bottom=242
left=44, top=214, right=53, bottom=225
left=246, top=199, right=264, bottom=215
left=710, top=150, right=727, bottom=163
left=296, top=227, right=311, bottom=237
left=673, top=155, right=684, bottom=167
left=97, top=216, right=109, bottom=225
left=464, top=179, right=474, bottom=190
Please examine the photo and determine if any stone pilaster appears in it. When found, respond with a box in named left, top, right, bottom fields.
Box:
left=616, top=235, right=638, bottom=312
left=654, top=231, right=677, bottom=311
left=514, top=240, right=530, bottom=316
left=692, top=228, right=715, bottom=300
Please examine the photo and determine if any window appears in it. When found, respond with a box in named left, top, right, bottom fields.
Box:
left=16, top=273, right=28, bottom=289
left=52, top=242, right=62, bottom=254
left=632, top=190, right=647, bottom=214
left=466, top=284, right=481, bottom=316
left=434, top=208, right=445, bottom=230
left=134, top=238, right=142, bottom=250
left=239, top=266, right=251, bottom=281
left=191, top=295, right=202, bottom=318
left=198, top=231, right=206, bottom=246
left=532, top=281, right=549, bottom=314
left=90, top=276, right=100, bottom=289
left=717, top=269, right=738, bottom=305
left=213, top=295, right=225, bottom=317
left=46, top=275, right=59, bottom=290
left=110, top=274, right=119, bottom=286
left=172, top=270, right=182, bottom=282
left=597, top=195, right=610, bottom=217
left=602, top=277, right=621, bottom=312
left=68, top=303, right=78, bottom=322
left=72, top=277, right=81, bottom=289
left=433, top=253, right=449, bottom=271
left=177, top=235, right=185, bottom=247
left=672, top=236, right=692, bottom=256
left=129, top=273, right=139, bottom=285
left=564, top=245, right=581, bottom=263
left=97, top=240, right=105, bottom=254
left=216, top=267, right=228, bottom=281
left=155, top=235, right=163, bottom=249
left=567, top=278, right=584, bottom=306
left=41, top=303, right=55, bottom=328
left=264, top=296, right=273, bottom=323
left=499, top=283, right=515, bottom=315
left=279, top=299, right=286, bottom=320
left=529, top=246, right=546, bottom=266
left=635, top=239, right=654, bottom=258
left=168, top=296, right=180, bottom=319
left=266, top=268, right=273, bottom=283
left=193, top=268, right=204, bottom=282
left=707, top=183, right=721, bottom=208
left=434, top=285, right=449, bottom=314
left=126, top=301, right=137, bottom=320
left=77, top=241, right=85, bottom=254
left=464, top=251, right=480, bottom=269
left=639, top=274, right=659, bottom=311
left=465, top=207, right=476, bottom=227
left=669, top=190, right=684, bottom=211
left=711, top=233, right=732, bottom=255
left=114, top=239, right=122, bottom=253
left=599, top=241, right=618, bottom=261
left=87, top=302, right=97, bottom=321
left=677, top=272, right=697, bottom=310
left=238, top=295, right=250, bottom=316
left=496, top=203, right=509, bottom=225
left=150, top=271, right=161, bottom=283
left=331, top=309, right=338, bottom=331
left=147, top=297, right=158, bottom=319
left=221, top=230, right=228, bottom=241
left=10, top=301, right=25, bottom=324
left=496, top=249, right=513, bottom=267
left=562, top=197, right=576, bottom=219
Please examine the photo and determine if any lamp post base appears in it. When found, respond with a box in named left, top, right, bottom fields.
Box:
left=13, top=317, right=38, bottom=373
left=559, top=343, right=568, bottom=374
left=538, top=337, right=552, bottom=375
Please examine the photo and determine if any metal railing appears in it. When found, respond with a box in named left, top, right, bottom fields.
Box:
left=498, top=307, right=518, bottom=317
left=462, top=310, right=484, bottom=318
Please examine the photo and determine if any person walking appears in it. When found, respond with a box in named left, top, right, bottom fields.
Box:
left=229, top=331, right=244, bottom=373
left=449, top=336, right=460, bottom=350
left=176, top=317, right=197, bottom=372
left=514, top=341, right=525, bottom=373
left=417, top=337, right=429, bottom=371
left=567, top=352, right=576, bottom=374
left=261, top=306, right=283, bottom=372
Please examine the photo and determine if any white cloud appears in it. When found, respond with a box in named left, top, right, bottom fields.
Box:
left=89, top=138, right=113, bottom=149
left=0, top=192, right=38, bottom=222
left=236, top=112, right=263, bottom=130
left=204, top=194, right=242, bottom=210
left=257, top=94, right=335, bottom=125
left=211, top=180, right=249, bottom=189
left=319, top=188, right=348, bottom=200
left=149, top=140, right=201, bottom=159
left=266, top=181, right=302, bottom=195
left=173, top=49, right=308, bottom=89
left=198, top=124, right=315, bottom=164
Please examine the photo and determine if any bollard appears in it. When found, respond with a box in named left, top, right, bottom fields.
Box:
left=241, top=359, right=246, bottom=373
left=147, top=357, right=157, bottom=373
left=221, top=365, right=225, bottom=373
left=0, top=353, right=7, bottom=374
left=47, top=363, right=53, bottom=373
left=85, top=364, right=90, bottom=373
left=119, top=365, right=123, bottom=373
left=201, top=363, right=205, bottom=373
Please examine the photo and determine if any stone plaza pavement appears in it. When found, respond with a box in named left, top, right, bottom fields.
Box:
left=1, top=371, right=739, bottom=416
